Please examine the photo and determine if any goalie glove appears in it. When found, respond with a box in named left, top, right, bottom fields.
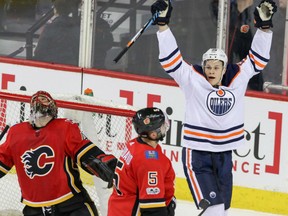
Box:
left=82, top=154, right=117, bottom=188
left=254, top=0, right=277, bottom=29
left=151, top=0, right=173, bottom=26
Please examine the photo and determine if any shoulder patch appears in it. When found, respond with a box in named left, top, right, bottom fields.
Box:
left=145, top=150, right=159, bottom=159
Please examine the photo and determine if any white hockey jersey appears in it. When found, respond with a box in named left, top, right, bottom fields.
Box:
left=157, top=28, right=273, bottom=152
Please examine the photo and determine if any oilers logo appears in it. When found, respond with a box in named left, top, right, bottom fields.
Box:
left=206, top=89, right=235, bottom=116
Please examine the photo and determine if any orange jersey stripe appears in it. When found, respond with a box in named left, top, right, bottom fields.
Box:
left=249, top=53, right=265, bottom=68
left=186, top=149, right=202, bottom=202
left=162, top=53, right=182, bottom=68
left=184, top=129, right=244, bottom=140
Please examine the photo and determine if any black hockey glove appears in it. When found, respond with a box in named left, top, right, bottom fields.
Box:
left=254, top=0, right=277, bottom=29
left=82, top=154, right=117, bottom=188
left=167, top=196, right=176, bottom=216
left=151, top=0, right=173, bottom=26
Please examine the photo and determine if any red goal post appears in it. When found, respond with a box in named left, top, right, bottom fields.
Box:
left=0, top=90, right=137, bottom=215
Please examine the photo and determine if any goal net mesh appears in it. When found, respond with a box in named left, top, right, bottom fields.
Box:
left=0, top=90, right=137, bottom=216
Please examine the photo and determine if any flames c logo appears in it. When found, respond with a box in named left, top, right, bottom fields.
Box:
left=206, top=89, right=235, bottom=116
left=21, top=145, right=55, bottom=179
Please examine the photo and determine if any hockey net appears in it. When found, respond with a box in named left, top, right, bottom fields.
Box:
left=0, top=90, right=137, bottom=216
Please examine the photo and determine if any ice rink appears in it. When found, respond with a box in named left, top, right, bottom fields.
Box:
left=176, top=200, right=285, bottom=216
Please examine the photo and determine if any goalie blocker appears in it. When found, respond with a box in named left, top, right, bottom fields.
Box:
left=82, top=154, right=117, bottom=188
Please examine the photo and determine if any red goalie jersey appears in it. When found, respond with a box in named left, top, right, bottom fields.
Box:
left=108, top=137, right=175, bottom=216
left=0, top=118, right=100, bottom=207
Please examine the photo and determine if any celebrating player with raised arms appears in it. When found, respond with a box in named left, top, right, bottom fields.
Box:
left=151, top=0, right=277, bottom=215
left=108, top=107, right=176, bottom=216
left=0, top=90, right=117, bottom=216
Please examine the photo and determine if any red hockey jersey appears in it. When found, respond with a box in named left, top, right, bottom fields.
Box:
left=108, top=137, right=175, bottom=216
left=0, top=118, right=97, bottom=207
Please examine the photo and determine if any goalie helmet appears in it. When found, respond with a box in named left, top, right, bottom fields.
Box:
left=132, top=107, right=170, bottom=141
left=30, top=90, right=58, bottom=120
left=202, top=48, right=228, bottom=68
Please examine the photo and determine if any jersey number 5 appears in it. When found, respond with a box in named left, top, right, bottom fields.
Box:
left=148, top=171, right=158, bottom=186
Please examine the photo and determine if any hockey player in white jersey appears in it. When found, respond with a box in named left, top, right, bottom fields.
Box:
left=151, top=0, right=277, bottom=215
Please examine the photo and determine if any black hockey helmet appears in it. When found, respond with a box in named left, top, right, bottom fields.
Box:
left=132, top=107, right=170, bottom=141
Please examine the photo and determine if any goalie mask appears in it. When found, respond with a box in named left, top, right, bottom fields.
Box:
left=132, top=107, right=170, bottom=141
left=29, top=91, right=58, bottom=125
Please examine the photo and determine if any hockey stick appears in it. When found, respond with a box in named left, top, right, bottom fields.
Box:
left=0, top=125, right=10, bottom=141
left=198, top=199, right=210, bottom=216
left=113, top=11, right=160, bottom=63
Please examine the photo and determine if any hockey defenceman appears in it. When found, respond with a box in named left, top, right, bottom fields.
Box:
left=151, top=0, right=277, bottom=215
left=0, top=90, right=117, bottom=216
left=108, top=107, right=176, bottom=216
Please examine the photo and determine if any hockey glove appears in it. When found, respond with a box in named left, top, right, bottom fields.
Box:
left=167, top=196, right=176, bottom=216
left=82, top=154, right=117, bottom=188
left=151, top=0, right=173, bottom=26
left=254, top=0, right=277, bottom=29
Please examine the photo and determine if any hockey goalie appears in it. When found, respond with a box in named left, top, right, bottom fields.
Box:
left=0, top=90, right=117, bottom=216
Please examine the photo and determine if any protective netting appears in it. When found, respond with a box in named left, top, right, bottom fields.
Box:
left=0, top=90, right=137, bottom=215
